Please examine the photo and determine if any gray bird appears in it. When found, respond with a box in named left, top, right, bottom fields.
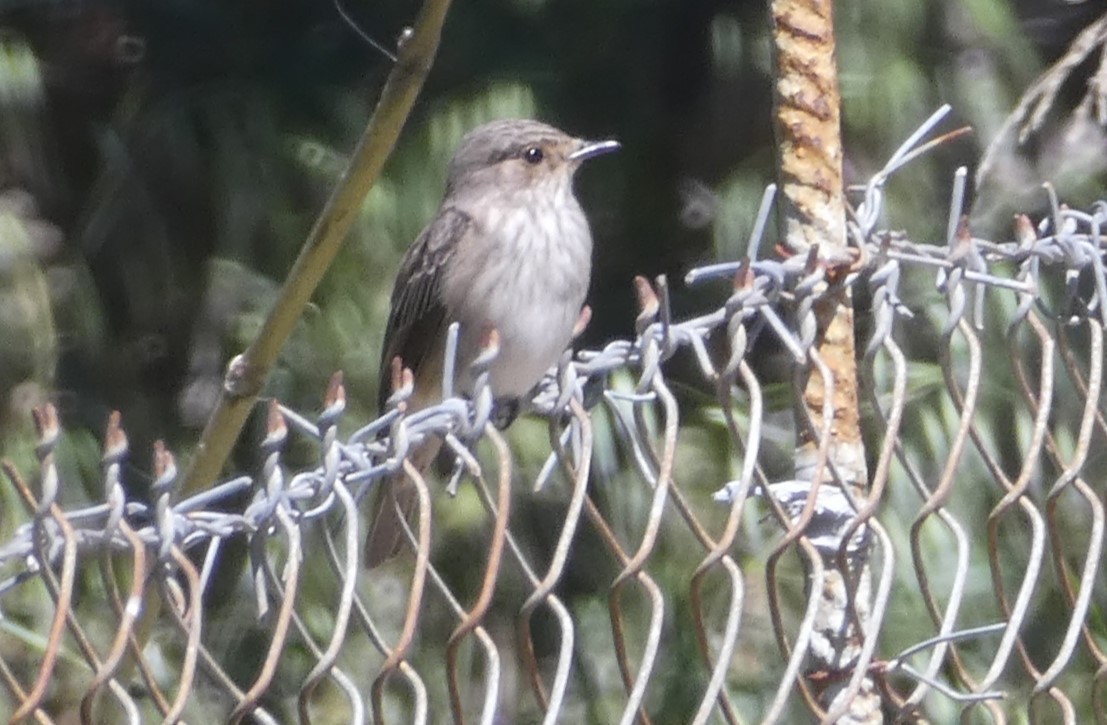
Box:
left=365, top=118, right=619, bottom=566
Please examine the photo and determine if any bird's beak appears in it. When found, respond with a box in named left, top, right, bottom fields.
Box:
left=569, top=138, right=620, bottom=163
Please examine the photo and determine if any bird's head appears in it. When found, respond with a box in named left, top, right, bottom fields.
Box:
left=444, top=119, right=619, bottom=202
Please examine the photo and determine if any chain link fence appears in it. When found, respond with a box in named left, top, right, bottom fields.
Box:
left=1, top=111, right=1106, bottom=723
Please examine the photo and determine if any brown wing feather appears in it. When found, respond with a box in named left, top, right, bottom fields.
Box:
left=378, top=206, right=472, bottom=411
left=364, top=206, right=471, bottom=567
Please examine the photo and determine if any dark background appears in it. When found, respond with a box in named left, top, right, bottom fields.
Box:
left=4, top=0, right=1102, bottom=459
left=5, top=0, right=776, bottom=448
left=1, top=0, right=1106, bottom=720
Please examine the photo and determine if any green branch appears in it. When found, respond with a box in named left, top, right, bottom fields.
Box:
left=180, top=0, right=454, bottom=497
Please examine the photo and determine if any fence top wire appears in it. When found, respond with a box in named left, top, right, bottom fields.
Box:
left=2, top=105, right=1106, bottom=723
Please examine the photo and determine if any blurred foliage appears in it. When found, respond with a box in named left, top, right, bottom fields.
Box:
left=0, top=0, right=1106, bottom=720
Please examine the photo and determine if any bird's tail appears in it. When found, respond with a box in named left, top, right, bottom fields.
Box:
left=363, top=436, right=443, bottom=567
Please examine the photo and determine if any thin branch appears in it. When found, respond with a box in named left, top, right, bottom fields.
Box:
left=180, top=0, right=454, bottom=498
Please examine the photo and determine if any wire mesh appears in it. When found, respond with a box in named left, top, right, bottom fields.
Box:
left=1, top=111, right=1106, bottom=723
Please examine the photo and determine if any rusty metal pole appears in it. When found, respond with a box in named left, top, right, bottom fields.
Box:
left=770, top=0, right=880, bottom=721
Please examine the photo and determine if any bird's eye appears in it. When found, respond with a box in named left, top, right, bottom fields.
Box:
left=523, top=146, right=544, bottom=164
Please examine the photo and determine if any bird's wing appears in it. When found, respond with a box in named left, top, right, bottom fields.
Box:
left=378, top=205, right=472, bottom=411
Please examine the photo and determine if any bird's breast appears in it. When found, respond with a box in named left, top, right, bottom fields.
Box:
left=443, top=193, right=592, bottom=398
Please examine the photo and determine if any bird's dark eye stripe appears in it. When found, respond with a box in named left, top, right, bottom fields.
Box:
left=485, top=140, right=559, bottom=166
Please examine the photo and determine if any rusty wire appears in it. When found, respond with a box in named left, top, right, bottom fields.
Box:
left=2, top=110, right=1107, bottom=723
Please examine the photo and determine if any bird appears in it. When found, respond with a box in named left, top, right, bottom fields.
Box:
left=364, top=118, right=619, bottom=566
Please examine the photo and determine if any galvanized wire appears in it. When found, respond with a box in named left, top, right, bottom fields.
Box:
left=2, top=113, right=1107, bottom=722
